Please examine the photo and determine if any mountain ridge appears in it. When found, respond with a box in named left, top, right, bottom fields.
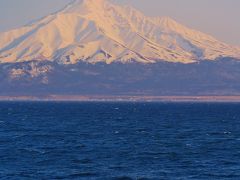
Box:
left=1, top=0, right=240, bottom=96
left=0, top=0, right=240, bottom=64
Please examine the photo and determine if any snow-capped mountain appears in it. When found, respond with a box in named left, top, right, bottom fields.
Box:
left=0, top=0, right=240, bottom=65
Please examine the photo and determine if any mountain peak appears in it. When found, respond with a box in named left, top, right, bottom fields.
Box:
left=0, top=0, right=239, bottom=64
left=62, top=0, right=109, bottom=14
left=75, top=0, right=108, bottom=5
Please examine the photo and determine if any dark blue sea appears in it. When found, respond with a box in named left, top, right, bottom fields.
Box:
left=0, top=102, right=240, bottom=179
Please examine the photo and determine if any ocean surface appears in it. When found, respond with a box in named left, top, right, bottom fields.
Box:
left=0, top=102, right=240, bottom=179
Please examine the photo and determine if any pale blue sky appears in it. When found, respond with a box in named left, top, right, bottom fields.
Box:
left=0, top=0, right=239, bottom=45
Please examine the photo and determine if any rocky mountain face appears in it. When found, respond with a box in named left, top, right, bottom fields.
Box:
left=1, top=0, right=240, bottom=64
left=0, top=0, right=240, bottom=96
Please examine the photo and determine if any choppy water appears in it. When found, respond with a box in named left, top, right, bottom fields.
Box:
left=0, top=102, right=240, bottom=179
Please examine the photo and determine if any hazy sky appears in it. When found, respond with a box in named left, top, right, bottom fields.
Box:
left=0, top=0, right=239, bottom=45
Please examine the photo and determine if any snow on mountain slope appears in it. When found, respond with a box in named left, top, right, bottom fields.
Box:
left=0, top=0, right=240, bottom=64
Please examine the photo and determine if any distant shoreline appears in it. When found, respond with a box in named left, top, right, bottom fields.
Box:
left=1, top=95, right=240, bottom=102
